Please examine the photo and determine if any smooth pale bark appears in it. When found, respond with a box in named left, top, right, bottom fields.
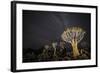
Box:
left=71, top=39, right=80, bottom=58
left=52, top=42, right=57, bottom=56
left=54, top=48, right=56, bottom=56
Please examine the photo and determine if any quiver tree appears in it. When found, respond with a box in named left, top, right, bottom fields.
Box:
left=61, top=27, right=86, bottom=58
left=52, top=42, right=57, bottom=56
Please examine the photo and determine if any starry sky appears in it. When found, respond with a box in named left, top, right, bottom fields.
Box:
left=23, top=10, right=91, bottom=50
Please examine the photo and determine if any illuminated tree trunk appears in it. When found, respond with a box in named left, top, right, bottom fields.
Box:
left=52, top=42, right=57, bottom=57
left=71, top=39, right=80, bottom=58
left=54, top=48, right=56, bottom=56
left=61, top=27, right=86, bottom=59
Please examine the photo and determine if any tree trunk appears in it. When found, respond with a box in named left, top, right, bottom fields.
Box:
left=71, top=39, right=80, bottom=59
left=54, top=48, right=56, bottom=56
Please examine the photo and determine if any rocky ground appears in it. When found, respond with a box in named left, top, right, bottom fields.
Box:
left=23, top=46, right=90, bottom=62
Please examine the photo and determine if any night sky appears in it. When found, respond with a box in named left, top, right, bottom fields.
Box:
left=23, top=10, right=91, bottom=50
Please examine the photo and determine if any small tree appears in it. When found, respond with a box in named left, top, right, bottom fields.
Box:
left=61, top=27, right=86, bottom=58
left=52, top=42, right=57, bottom=56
